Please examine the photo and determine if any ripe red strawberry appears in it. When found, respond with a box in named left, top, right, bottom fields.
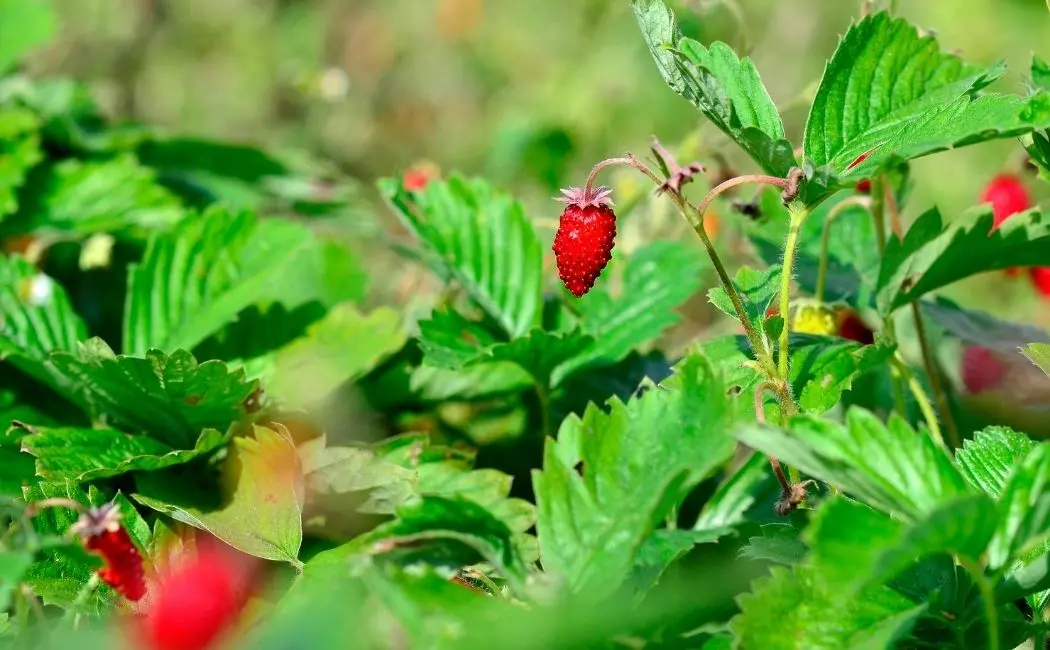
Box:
left=981, top=174, right=1031, bottom=228
left=72, top=504, right=146, bottom=601
left=552, top=186, right=616, bottom=297
left=961, top=346, right=1008, bottom=394
left=135, top=540, right=259, bottom=650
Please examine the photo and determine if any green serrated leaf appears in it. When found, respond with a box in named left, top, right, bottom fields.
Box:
left=250, top=305, right=406, bottom=410
left=732, top=565, right=926, bottom=650
left=806, top=496, right=995, bottom=595
left=49, top=340, right=257, bottom=449
left=804, top=12, right=1048, bottom=193
left=133, top=425, right=303, bottom=564
left=12, top=154, right=183, bottom=237
left=379, top=175, right=542, bottom=338
left=557, top=240, right=704, bottom=379
left=955, top=426, right=1035, bottom=498
left=123, top=206, right=316, bottom=356
left=736, top=408, right=969, bottom=519
left=878, top=207, right=1050, bottom=313
left=708, top=265, right=781, bottom=326
left=20, top=425, right=230, bottom=483
left=738, top=523, right=807, bottom=565
left=0, top=255, right=87, bottom=393
left=631, top=0, right=793, bottom=176
left=534, top=354, right=735, bottom=599
left=989, top=444, right=1050, bottom=571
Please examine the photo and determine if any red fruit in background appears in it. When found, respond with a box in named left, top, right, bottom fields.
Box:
left=961, top=346, right=1008, bottom=394
left=403, top=161, right=440, bottom=192
left=980, top=173, right=1030, bottom=228
left=72, top=504, right=146, bottom=601
left=135, top=540, right=259, bottom=650
left=855, top=179, right=871, bottom=194
left=1031, top=267, right=1050, bottom=297
left=552, top=186, right=617, bottom=297
left=836, top=310, right=875, bottom=345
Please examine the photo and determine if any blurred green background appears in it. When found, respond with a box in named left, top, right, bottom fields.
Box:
left=27, top=0, right=1050, bottom=323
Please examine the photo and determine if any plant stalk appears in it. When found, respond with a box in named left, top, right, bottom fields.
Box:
left=959, top=557, right=999, bottom=650
left=910, top=301, right=962, bottom=448
left=869, top=176, right=910, bottom=418
left=890, top=354, right=943, bottom=447
left=778, top=202, right=807, bottom=379
left=815, top=196, right=870, bottom=303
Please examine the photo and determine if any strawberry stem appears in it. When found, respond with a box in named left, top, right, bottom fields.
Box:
left=889, top=354, right=944, bottom=447
left=778, top=202, right=807, bottom=381
left=869, top=176, right=911, bottom=419
left=583, top=156, right=661, bottom=194
left=910, top=301, right=962, bottom=448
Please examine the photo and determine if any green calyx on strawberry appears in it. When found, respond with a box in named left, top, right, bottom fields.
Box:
left=552, top=186, right=617, bottom=297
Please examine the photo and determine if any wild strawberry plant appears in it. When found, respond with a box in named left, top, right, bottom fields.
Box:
left=4, top=1, right=1050, bottom=649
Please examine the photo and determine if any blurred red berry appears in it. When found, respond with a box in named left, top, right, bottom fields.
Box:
left=403, top=161, right=440, bottom=192
left=961, top=346, right=1008, bottom=394
left=981, top=174, right=1030, bottom=228
left=1031, top=267, right=1050, bottom=297
left=135, top=541, right=258, bottom=650
left=855, top=179, right=871, bottom=194
left=552, top=186, right=617, bottom=297
left=836, top=309, right=875, bottom=345
left=72, top=504, right=146, bottom=601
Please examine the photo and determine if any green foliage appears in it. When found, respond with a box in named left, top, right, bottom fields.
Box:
left=878, top=207, right=1050, bottom=313
left=632, top=0, right=793, bottom=176
left=6, top=3, right=1050, bottom=649
left=803, top=12, right=1050, bottom=203
left=380, top=175, right=543, bottom=338
left=534, top=354, right=735, bottom=599
left=133, top=425, right=303, bottom=565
